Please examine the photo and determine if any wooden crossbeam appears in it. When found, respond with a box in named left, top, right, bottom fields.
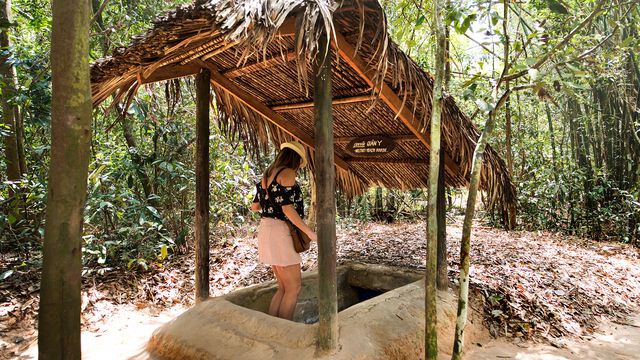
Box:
left=276, top=17, right=296, bottom=37
left=346, top=157, right=427, bottom=164
left=140, top=63, right=201, bottom=84
left=334, top=134, right=418, bottom=143
left=223, top=51, right=296, bottom=78
left=332, top=32, right=461, bottom=178
left=194, top=59, right=350, bottom=171
left=271, top=94, right=373, bottom=111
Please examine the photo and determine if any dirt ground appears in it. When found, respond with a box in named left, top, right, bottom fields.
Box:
left=14, top=303, right=640, bottom=360
left=466, top=314, right=640, bottom=360
left=2, top=218, right=640, bottom=359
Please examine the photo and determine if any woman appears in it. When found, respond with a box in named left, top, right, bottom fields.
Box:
left=250, top=141, right=317, bottom=321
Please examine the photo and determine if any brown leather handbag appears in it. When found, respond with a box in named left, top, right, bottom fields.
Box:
left=285, top=221, right=311, bottom=253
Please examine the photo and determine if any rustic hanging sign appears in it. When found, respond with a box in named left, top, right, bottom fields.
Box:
left=347, top=136, right=396, bottom=157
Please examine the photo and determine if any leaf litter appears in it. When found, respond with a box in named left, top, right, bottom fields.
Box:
left=1, top=218, right=639, bottom=358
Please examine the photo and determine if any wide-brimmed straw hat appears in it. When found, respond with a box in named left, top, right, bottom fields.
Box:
left=280, top=141, right=307, bottom=168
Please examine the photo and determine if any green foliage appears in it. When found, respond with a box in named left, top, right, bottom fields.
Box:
left=0, top=175, right=48, bottom=253
left=518, top=161, right=640, bottom=243
left=1, top=0, right=261, bottom=270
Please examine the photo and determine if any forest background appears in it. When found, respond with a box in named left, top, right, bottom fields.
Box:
left=1, top=0, right=639, bottom=274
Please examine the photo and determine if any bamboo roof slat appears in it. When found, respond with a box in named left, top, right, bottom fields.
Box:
left=271, top=94, right=373, bottom=111
left=334, top=134, right=417, bottom=143
left=223, top=51, right=297, bottom=78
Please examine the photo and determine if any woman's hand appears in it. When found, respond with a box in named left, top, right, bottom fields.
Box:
left=306, top=230, right=317, bottom=242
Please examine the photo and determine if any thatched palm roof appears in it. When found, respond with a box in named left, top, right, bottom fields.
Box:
left=90, top=0, right=517, bottom=223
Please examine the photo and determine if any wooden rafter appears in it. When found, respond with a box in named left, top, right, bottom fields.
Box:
left=271, top=94, right=373, bottom=111
left=332, top=32, right=461, bottom=178
left=334, top=134, right=418, bottom=143
left=276, top=17, right=296, bottom=37
left=142, top=37, right=224, bottom=79
left=346, top=157, right=427, bottom=164
left=223, top=50, right=296, bottom=78
left=194, top=59, right=351, bottom=171
left=141, top=63, right=201, bottom=84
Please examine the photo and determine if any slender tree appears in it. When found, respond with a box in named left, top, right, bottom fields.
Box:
left=426, top=0, right=446, bottom=357
left=452, top=2, right=605, bottom=358
left=503, top=2, right=513, bottom=176
left=436, top=0, right=452, bottom=291
left=38, top=0, right=92, bottom=358
left=0, top=0, right=22, bottom=199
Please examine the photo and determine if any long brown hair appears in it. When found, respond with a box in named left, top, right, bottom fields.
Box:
left=262, top=148, right=301, bottom=183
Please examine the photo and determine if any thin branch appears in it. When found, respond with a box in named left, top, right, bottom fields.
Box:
left=556, top=3, right=635, bottom=66
left=463, top=33, right=503, bottom=60
left=509, top=19, right=546, bottom=66
left=502, top=0, right=606, bottom=83
left=90, top=0, right=110, bottom=26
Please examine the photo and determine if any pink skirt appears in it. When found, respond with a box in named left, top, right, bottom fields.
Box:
left=257, top=217, right=301, bottom=266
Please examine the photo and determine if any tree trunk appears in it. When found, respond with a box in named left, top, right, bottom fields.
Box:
left=516, top=91, right=526, bottom=178
left=426, top=0, right=445, bottom=357
left=504, top=90, right=513, bottom=175
left=314, top=32, right=338, bottom=354
left=91, top=0, right=108, bottom=55
left=436, top=148, right=448, bottom=290
left=452, top=109, right=500, bottom=360
left=194, top=69, right=211, bottom=303
left=38, top=0, right=92, bottom=358
left=387, top=189, right=396, bottom=213
left=545, top=104, right=559, bottom=186
left=0, top=0, right=22, bottom=190
left=374, top=186, right=383, bottom=220
left=120, top=113, right=154, bottom=201
left=437, top=1, right=451, bottom=291
left=452, top=3, right=511, bottom=356
left=503, top=12, right=513, bottom=176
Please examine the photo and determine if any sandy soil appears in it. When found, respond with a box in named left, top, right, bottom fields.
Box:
left=466, top=315, right=640, bottom=360
left=15, top=308, right=640, bottom=359
left=17, top=305, right=186, bottom=360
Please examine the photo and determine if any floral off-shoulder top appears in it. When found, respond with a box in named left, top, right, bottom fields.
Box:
left=252, top=168, right=304, bottom=221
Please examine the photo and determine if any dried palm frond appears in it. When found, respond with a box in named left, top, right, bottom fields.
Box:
left=89, top=0, right=517, bottom=224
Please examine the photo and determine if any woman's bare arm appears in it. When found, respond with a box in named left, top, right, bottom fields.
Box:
left=278, top=168, right=317, bottom=241
left=282, top=205, right=317, bottom=242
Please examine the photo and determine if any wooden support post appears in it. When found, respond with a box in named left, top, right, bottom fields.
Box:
left=315, top=33, right=338, bottom=353
left=195, top=68, right=210, bottom=303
